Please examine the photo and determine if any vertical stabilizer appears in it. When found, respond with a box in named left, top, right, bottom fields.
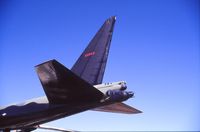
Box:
left=71, top=16, right=116, bottom=85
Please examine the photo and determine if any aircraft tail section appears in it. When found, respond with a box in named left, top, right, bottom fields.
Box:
left=35, top=59, right=104, bottom=104
left=92, top=103, right=142, bottom=114
left=71, top=16, right=116, bottom=85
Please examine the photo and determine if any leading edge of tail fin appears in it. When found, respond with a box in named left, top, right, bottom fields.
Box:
left=71, top=16, right=116, bottom=85
left=92, top=102, right=142, bottom=114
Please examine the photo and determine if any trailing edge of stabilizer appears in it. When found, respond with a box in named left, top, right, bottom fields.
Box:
left=93, top=102, right=142, bottom=114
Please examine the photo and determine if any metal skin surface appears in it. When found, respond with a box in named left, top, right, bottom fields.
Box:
left=0, top=99, right=104, bottom=130
left=71, top=16, right=116, bottom=85
left=0, top=81, right=134, bottom=130
left=0, top=16, right=141, bottom=132
left=0, top=88, right=133, bottom=130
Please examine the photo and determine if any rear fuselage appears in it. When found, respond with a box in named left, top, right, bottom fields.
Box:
left=0, top=81, right=133, bottom=130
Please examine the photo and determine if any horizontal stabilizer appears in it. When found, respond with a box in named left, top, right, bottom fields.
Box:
left=36, top=125, right=79, bottom=132
left=92, top=103, right=142, bottom=114
left=35, top=59, right=104, bottom=104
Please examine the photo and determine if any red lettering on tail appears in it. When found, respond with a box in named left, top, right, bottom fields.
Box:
left=85, top=51, right=95, bottom=57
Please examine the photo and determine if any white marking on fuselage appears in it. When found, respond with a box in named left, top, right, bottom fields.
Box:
left=0, top=96, right=49, bottom=110
left=94, top=81, right=126, bottom=95
left=2, top=113, right=7, bottom=116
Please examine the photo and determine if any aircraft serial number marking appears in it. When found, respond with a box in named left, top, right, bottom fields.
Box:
left=84, top=51, right=95, bottom=57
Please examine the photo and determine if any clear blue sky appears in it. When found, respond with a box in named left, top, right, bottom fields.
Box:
left=0, top=0, right=199, bottom=131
